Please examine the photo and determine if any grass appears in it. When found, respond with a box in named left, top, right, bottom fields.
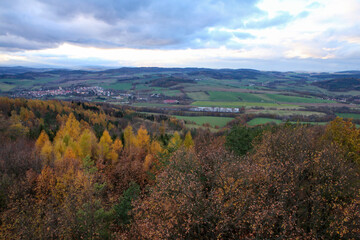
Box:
left=102, top=82, right=132, bottom=90
left=336, top=113, right=360, bottom=120
left=265, top=94, right=335, bottom=103
left=208, top=91, right=267, bottom=102
left=135, top=84, right=153, bottom=90
left=184, top=123, right=220, bottom=132
left=174, top=115, right=234, bottom=127
left=162, top=90, right=182, bottom=97
left=187, top=92, right=210, bottom=101
left=247, top=118, right=330, bottom=127
left=235, top=93, right=269, bottom=102
left=191, top=101, right=300, bottom=109
left=289, top=121, right=328, bottom=125
left=208, top=91, right=240, bottom=101
left=247, top=118, right=283, bottom=126
left=0, top=83, right=16, bottom=91
left=246, top=109, right=325, bottom=116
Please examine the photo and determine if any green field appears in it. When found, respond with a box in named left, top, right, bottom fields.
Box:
left=246, top=109, right=325, bottom=116
left=187, top=92, right=210, bottom=100
left=0, top=83, right=16, bottom=91
left=162, top=90, right=183, bottom=97
left=174, top=115, right=234, bottom=127
left=336, top=113, right=360, bottom=119
left=208, top=91, right=267, bottom=102
left=289, top=121, right=328, bottom=125
left=247, top=118, right=283, bottom=126
left=103, top=82, right=132, bottom=90
left=247, top=118, right=330, bottom=126
left=265, top=94, right=334, bottom=103
left=192, top=101, right=299, bottom=109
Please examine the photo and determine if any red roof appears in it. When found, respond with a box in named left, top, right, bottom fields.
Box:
left=163, top=100, right=179, bottom=104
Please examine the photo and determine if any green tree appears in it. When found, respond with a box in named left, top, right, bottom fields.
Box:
left=225, top=125, right=263, bottom=156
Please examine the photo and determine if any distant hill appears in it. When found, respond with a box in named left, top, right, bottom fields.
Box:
left=312, top=78, right=360, bottom=92
left=0, top=66, right=52, bottom=74
left=2, top=66, right=360, bottom=96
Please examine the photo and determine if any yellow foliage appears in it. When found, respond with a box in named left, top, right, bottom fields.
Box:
left=168, top=131, right=182, bottom=149
left=40, top=140, right=53, bottom=165
left=63, top=113, right=81, bottom=140
left=36, top=130, right=50, bottom=152
left=324, top=117, right=360, bottom=165
left=19, top=107, right=34, bottom=123
left=99, top=130, right=113, bottom=154
left=63, top=147, right=77, bottom=161
left=55, top=147, right=80, bottom=172
left=53, top=113, right=83, bottom=161
left=124, top=124, right=135, bottom=149
left=150, top=140, right=163, bottom=155
left=80, top=119, right=91, bottom=132
left=79, top=129, right=97, bottom=159
left=54, top=139, right=67, bottom=161
left=143, top=154, right=153, bottom=172
left=183, top=131, right=194, bottom=150
left=99, top=130, right=119, bottom=163
left=35, top=166, right=56, bottom=203
left=108, top=150, right=119, bottom=165
left=135, top=125, right=150, bottom=149
left=112, top=138, right=123, bottom=153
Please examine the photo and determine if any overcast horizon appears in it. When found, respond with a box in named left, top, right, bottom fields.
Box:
left=1, top=0, right=360, bottom=72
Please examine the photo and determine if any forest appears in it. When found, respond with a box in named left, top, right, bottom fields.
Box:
left=0, top=97, right=359, bottom=239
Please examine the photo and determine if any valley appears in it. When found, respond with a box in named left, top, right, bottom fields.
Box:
left=1, top=67, right=360, bottom=129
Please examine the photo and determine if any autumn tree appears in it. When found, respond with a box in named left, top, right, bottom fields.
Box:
left=167, top=131, right=182, bottom=150
left=183, top=131, right=194, bottom=150
left=123, top=124, right=135, bottom=150
left=135, top=125, right=150, bottom=150
left=323, top=117, right=360, bottom=165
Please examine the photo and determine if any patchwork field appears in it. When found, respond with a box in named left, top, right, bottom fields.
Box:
left=208, top=91, right=268, bottom=102
left=246, top=109, right=326, bottom=116
left=174, top=115, right=234, bottom=127
left=336, top=113, right=360, bottom=119
left=187, top=92, right=210, bottom=101
left=101, top=82, right=133, bottom=90
left=2, top=67, right=360, bottom=130
left=247, top=118, right=329, bottom=126
left=191, top=101, right=300, bottom=109
left=247, top=118, right=283, bottom=126
left=264, top=94, right=335, bottom=103
left=0, top=83, right=16, bottom=91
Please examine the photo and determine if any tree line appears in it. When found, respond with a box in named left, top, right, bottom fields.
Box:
left=0, top=97, right=359, bottom=239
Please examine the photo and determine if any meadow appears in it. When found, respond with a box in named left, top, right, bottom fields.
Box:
left=174, top=115, right=234, bottom=128
left=191, top=101, right=299, bottom=109
left=336, top=113, right=360, bottom=119
left=247, top=118, right=283, bottom=126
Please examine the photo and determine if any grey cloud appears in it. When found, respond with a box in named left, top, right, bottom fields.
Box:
left=0, top=0, right=262, bottom=51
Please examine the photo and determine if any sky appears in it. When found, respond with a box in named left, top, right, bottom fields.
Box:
left=1, top=0, right=360, bottom=71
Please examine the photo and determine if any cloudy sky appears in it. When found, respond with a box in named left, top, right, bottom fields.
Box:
left=0, top=0, right=360, bottom=71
